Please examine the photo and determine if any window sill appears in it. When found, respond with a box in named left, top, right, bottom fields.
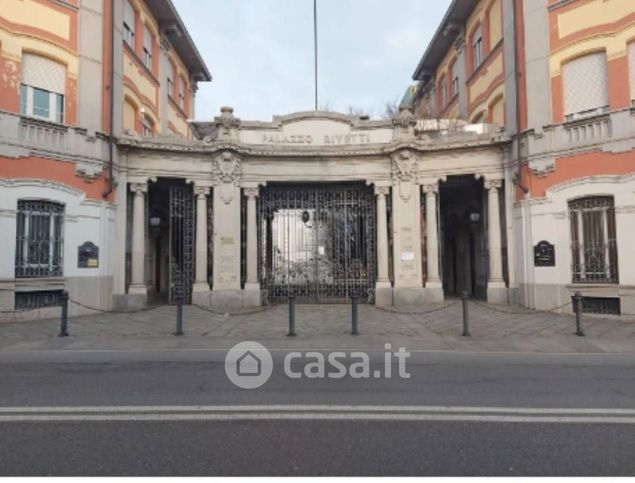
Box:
left=466, top=40, right=503, bottom=85
left=124, top=43, right=159, bottom=86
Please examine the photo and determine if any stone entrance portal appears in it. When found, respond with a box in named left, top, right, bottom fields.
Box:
left=258, top=183, right=376, bottom=303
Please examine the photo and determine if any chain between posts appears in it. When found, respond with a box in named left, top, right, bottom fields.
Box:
left=374, top=301, right=460, bottom=316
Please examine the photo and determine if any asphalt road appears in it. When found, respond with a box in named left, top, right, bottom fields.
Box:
left=1, top=351, right=635, bottom=475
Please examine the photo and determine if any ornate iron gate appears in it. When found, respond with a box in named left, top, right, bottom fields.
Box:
left=169, top=185, right=195, bottom=303
left=258, top=183, right=376, bottom=303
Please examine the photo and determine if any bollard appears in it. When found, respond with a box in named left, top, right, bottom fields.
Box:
left=462, top=291, right=470, bottom=337
left=174, top=295, right=184, bottom=336
left=287, top=291, right=296, bottom=337
left=574, top=291, right=585, bottom=337
left=350, top=289, right=359, bottom=335
left=58, top=290, right=69, bottom=337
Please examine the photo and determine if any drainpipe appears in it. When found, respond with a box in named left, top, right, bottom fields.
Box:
left=102, top=0, right=116, bottom=199
left=511, top=0, right=529, bottom=195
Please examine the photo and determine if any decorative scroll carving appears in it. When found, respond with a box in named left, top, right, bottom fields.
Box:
left=484, top=178, right=503, bottom=191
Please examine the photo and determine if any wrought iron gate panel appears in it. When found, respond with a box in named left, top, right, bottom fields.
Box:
left=258, top=184, right=376, bottom=304
left=169, top=185, right=195, bottom=303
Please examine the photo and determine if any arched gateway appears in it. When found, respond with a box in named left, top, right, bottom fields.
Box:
left=117, top=107, right=511, bottom=309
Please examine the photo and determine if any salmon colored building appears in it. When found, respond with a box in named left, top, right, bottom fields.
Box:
left=0, top=0, right=210, bottom=318
left=410, top=0, right=635, bottom=315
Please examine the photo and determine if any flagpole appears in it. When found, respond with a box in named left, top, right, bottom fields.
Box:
left=313, top=0, right=318, bottom=111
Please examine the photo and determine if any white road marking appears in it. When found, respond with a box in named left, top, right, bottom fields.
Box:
left=1, top=405, right=634, bottom=423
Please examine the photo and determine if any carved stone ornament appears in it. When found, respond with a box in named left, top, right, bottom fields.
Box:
left=214, top=106, right=241, bottom=137
left=391, top=150, right=416, bottom=182
left=391, top=150, right=417, bottom=201
left=484, top=178, right=503, bottom=191
left=212, top=150, right=241, bottom=185
left=392, top=106, right=416, bottom=138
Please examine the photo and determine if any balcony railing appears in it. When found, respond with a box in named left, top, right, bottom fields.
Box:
left=19, top=116, right=69, bottom=150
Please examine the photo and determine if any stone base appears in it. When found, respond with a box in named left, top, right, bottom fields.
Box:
left=211, top=288, right=262, bottom=309
left=113, top=292, right=147, bottom=310
left=393, top=286, right=426, bottom=307
left=191, top=289, right=212, bottom=307
left=243, top=283, right=262, bottom=307
left=422, top=286, right=444, bottom=303
left=487, top=282, right=508, bottom=304
left=375, top=282, right=393, bottom=307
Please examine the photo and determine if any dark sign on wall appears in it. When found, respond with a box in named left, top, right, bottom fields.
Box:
left=78, top=241, right=99, bottom=268
left=534, top=240, right=555, bottom=267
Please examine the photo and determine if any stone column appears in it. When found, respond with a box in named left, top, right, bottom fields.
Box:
left=374, top=185, right=392, bottom=306
left=423, top=183, right=442, bottom=289
left=243, top=187, right=261, bottom=305
left=486, top=178, right=507, bottom=303
left=193, top=186, right=210, bottom=294
left=245, top=188, right=259, bottom=287
left=129, top=182, right=147, bottom=297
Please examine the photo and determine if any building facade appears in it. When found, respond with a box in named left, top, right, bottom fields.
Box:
left=411, top=0, right=635, bottom=315
left=0, top=0, right=210, bottom=320
left=1, top=0, right=634, bottom=321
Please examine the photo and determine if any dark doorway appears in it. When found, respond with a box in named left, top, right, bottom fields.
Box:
left=439, top=176, right=487, bottom=299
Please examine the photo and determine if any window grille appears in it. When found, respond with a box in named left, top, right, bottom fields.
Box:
left=15, top=200, right=64, bottom=278
left=569, top=196, right=618, bottom=283
left=15, top=290, right=63, bottom=310
left=574, top=296, right=621, bottom=315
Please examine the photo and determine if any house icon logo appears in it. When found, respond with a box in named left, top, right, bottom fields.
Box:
left=237, top=350, right=261, bottom=377
left=225, top=341, right=273, bottom=389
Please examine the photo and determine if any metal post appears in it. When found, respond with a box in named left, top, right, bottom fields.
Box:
left=462, top=291, right=470, bottom=337
left=58, top=290, right=69, bottom=337
left=350, top=289, right=359, bottom=335
left=174, top=295, right=184, bottom=336
left=574, top=291, right=585, bottom=337
left=287, top=291, right=296, bottom=337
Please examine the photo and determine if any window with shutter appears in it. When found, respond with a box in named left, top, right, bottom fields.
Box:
left=124, top=0, right=135, bottom=47
left=472, top=25, right=483, bottom=71
left=167, top=62, right=175, bottom=98
left=563, top=52, right=609, bottom=120
left=20, top=54, right=65, bottom=123
left=143, top=25, right=153, bottom=70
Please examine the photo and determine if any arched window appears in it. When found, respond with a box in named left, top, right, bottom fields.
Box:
left=123, top=98, right=137, bottom=133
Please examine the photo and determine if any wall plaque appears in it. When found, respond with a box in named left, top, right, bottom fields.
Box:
left=534, top=240, right=555, bottom=267
left=78, top=241, right=99, bottom=268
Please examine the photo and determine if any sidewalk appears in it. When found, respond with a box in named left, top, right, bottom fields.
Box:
left=1, top=301, right=635, bottom=356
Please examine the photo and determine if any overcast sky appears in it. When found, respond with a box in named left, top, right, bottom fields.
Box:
left=172, top=0, right=451, bottom=121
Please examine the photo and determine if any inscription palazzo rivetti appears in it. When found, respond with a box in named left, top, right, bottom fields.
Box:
left=261, top=133, right=372, bottom=145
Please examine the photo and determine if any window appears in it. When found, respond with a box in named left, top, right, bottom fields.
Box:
left=20, top=54, right=65, bottom=123
left=563, top=52, right=609, bottom=120
left=167, top=62, right=175, bottom=98
left=123, top=0, right=135, bottom=47
left=450, top=60, right=459, bottom=97
left=15, top=200, right=64, bottom=278
left=628, top=43, right=635, bottom=104
left=141, top=114, right=154, bottom=137
left=439, top=77, right=447, bottom=109
left=178, top=76, right=186, bottom=110
left=143, top=25, right=153, bottom=70
left=472, top=25, right=483, bottom=71
left=569, top=196, right=618, bottom=283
